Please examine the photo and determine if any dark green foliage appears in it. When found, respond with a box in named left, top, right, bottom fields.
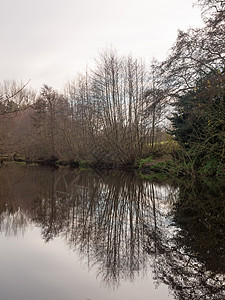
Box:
left=169, top=71, right=225, bottom=176
left=138, top=155, right=153, bottom=168
left=169, top=90, right=202, bottom=147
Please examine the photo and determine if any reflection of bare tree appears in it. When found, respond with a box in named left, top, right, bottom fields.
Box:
left=0, top=165, right=224, bottom=299
left=0, top=207, right=29, bottom=236
left=31, top=170, right=172, bottom=288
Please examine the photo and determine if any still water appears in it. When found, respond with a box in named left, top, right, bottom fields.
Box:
left=0, top=164, right=224, bottom=300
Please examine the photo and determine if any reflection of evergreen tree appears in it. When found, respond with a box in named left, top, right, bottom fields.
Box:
left=166, top=180, right=225, bottom=299
left=173, top=180, right=225, bottom=273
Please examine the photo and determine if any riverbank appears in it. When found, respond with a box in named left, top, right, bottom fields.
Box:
left=138, top=155, right=225, bottom=179
left=1, top=153, right=224, bottom=180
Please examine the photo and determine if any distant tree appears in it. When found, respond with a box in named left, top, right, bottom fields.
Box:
left=0, top=80, right=35, bottom=115
left=33, top=84, right=69, bottom=158
left=0, top=80, right=36, bottom=154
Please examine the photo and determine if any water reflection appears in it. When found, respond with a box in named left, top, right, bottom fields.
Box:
left=0, top=165, right=224, bottom=299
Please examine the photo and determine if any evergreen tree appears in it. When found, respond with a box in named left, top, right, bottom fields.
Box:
left=169, top=71, right=225, bottom=175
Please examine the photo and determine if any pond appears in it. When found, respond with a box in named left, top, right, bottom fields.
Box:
left=0, top=164, right=224, bottom=300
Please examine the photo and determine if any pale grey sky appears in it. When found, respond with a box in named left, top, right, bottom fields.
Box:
left=0, top=0, right=203, bottom=91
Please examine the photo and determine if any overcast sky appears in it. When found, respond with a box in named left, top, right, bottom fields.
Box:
left=0, top=0, right=204, bottom=91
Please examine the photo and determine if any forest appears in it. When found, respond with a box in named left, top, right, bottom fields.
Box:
left=0, top=0, right=224, bottom=177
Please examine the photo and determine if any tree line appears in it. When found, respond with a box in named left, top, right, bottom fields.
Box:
left=0, top=53, right=168, bottom=166
left=0, top=0, right=224, bottom=174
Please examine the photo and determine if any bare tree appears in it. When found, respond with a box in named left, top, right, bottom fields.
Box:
left=0, top=80, right=36, bottom=155
left=195, top=0, right=225, bottom=27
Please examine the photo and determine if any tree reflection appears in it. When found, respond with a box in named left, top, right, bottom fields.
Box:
left=30, top=170, right=172, bottom=288
left=166, top=180, right=225, bottom=300
left=0, top=165, right=224, bottom=299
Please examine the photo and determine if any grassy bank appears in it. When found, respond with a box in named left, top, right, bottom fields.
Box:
left=136, top=153, right=225, bottom=180
left=1, top=150, right=224, bottom=180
